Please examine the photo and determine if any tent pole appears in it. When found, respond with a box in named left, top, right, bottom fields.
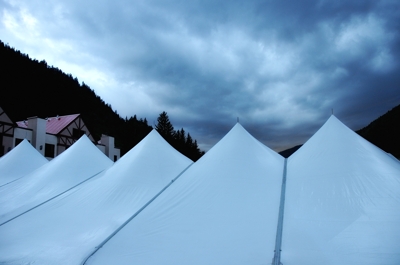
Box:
left=272, top=158, right=287, bottom=265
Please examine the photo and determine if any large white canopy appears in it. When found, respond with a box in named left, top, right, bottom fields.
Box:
left=0, top=130, right=192, bottom=265
left=282, top=115, right=400, bottom=265
left=0, top=117, right=399, bottom=265
left=85, top=123, right=285, bottom=265
left=0, top=139, right=48, bottom=186
left=0, top=134, right=113, bottom=224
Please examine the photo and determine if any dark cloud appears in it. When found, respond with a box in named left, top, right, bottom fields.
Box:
left=1, top=0, right=399, bottom=152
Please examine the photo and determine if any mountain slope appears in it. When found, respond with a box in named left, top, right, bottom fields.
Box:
left=357, top=104, right=400, bottom=159
left=0, top=40, right=204, bottom=160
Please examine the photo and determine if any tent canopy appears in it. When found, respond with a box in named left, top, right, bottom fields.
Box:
left=0, top=139, right=48, bottom=186
left=0, top=129, right=192, bottom=265
left=283, top=115, right=400, bottom=265
left=0, top=117, right=399, bottom=265
left=0, top=134, right=113, bottom=224
left=86, top=123, right=285, bottom=265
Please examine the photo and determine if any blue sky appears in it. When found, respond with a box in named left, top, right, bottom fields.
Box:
left=1, top=0, right=399, bottom=151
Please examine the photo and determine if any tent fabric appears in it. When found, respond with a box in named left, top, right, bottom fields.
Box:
left=0, top=130, right=193, bottom=265
left=282, top=115, right=400, bottom=265
left=0, top=117, right=399, bottom=265
left=85, top=123, right=285, bottom=265
left=0, top=139, right=48, bottom=186
left=0, top=134, right=113, bottom=224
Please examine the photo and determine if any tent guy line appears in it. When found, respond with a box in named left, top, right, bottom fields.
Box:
left=82, top=162, right=194, bottom=265
left=0, top=170, right=105, bottom=227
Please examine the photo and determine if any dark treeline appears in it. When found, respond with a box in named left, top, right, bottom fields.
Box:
left=0, top=40, right=204, bottom=160
left=155, top=111, right=205, bottom=161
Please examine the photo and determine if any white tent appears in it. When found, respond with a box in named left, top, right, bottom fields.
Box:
left=282, top=115, right=400, bottom=265
left=1, top=117, right=399, bottom=265
left=85, top=123, right=285, bottom=265
left=0, top=139, right=48, bottom=186
left=0, top=130, right=193, bottom=265
left=0, top=134, right=113, bottom=225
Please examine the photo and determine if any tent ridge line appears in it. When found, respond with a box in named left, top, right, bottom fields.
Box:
left=81, top=162, right=194, bottom=265
left=0, top=170, right=105, bottom=227
left=272, top=158, right=287, bottom=265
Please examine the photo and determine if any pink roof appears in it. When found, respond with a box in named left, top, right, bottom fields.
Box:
left=16, top=121, right=28, bottom=128
left=17, top=114, right=80, bottom=135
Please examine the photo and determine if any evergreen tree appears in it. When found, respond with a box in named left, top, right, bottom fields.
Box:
left=155, top=111, right=175, bottom=142
left=186, top=133, right=193, bottom=147
left=154, top=112, right=204, bottom=161
left=175, top=128, right=186, bottom=145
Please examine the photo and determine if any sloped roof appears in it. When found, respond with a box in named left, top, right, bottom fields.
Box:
left=0, top=139, right=48, bottom=186
left=0, top=134, right=113, bottom=225
left=85, top=123, right=285, bottom=265
left=283, top=115, right=400, bottom=265
left=0, top=106, right=13, bottom=124
left=0, top=130, right=193, bottom=265
left=16, top=114, right=80, bottom=134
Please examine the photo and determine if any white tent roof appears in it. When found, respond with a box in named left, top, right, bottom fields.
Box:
left=0, top=130, right=193, bottom=265
left=282, top=115, right=400, bottom=265
left=0, top=139, right=48, bottom=186
left=1, top=117, right=399, bottom=265
left=0, top=134, right=113, bottom=224
left=85, top=123, right=285, bottom=265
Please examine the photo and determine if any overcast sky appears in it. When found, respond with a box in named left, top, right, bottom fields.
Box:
left=1, top=0, right=399, bottom=151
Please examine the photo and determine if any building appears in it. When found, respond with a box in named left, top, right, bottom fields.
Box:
left=0, top=106, right=16, bottom=157
left=0, top=106, right=120, bottom=161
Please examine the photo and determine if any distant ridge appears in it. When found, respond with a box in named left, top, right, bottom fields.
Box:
left=279, top=145, right=302, bottom=158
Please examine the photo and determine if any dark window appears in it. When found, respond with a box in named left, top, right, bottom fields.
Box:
left=0, top=135, right=3, bottom=156
left=114, top=155, right=118, bottom=162
left=72, top=128, right=85, bottom=139
left=15, top=138, right=23, bottom=146
left=45, top=143, right=55, bottom=158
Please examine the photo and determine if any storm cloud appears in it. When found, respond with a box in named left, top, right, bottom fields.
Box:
left=1, top=0, right=399, bottom=151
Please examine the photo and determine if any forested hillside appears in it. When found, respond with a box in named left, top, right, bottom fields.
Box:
left=0, top=41, right=204, bottom=160
left=357, top=104, right=400, bottom=159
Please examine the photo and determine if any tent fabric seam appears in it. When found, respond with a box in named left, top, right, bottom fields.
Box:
left=81, top=162, right=194, bottom=265
left=0, top=175, right=26, bottom=188
left=0, top=170, right=105, bottom=227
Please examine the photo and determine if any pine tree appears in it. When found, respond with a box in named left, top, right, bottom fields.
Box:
left=155, top=111, right=175, bottom=142
left=153, top=111, right=204, bottom=161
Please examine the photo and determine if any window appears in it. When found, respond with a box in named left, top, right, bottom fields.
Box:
left=114, top=155, right=118, bottom=162
left=14, top=138, right=23, bottom=146
left=0, top=135, right=3, bottom=156
left=45, top=143, right=55, bottom=158
left=72, top=128, right=85, bottom=139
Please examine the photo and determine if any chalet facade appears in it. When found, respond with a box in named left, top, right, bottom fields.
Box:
left=0, top=106, right=15, bottom=156
left=0, top=107, right=120, bottom=161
